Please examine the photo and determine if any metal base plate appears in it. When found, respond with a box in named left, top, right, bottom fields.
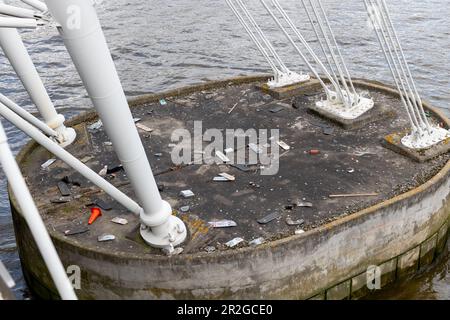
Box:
left=315, top=96, right=375, bottom=120
left=140, top=215, right=187, bottom=248
left=401, top=127, right=450, bottom=150
left=268, top=71, right=310, bottom=89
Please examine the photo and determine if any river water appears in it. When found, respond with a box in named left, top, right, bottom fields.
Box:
left=0, top=0, right=449, bottom=299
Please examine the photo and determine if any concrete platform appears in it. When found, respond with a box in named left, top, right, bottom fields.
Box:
left=9, top=75, right=450, bottom=300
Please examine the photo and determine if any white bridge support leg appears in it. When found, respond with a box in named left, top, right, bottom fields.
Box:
left=44, top=0, right=187, bottom=249
left=0, top=121, right=77, bottom=300
left=0, top=22, right=76, bottom=147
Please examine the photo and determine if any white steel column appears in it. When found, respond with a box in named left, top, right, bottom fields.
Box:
left=44, top=0, right=187, bottom=248
left=0, top=121, right=77, bottom=300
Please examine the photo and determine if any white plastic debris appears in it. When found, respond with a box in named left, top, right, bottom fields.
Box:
left=224, top=147, right=234, bottom=154
left=103, top=141, right=113, bottom=146
left=215, top=151, right=230, bottom=163
left=277, top=141, right=291, bottom=151
left=180, top=206, right=190, bottom=213
left=111, top=217, right=128, bottom=225
left=208, top=220, right=237, bottom=228
left=98, top=234, right=115, bottom=242
left=219, top=173, right=235, bottom=181
left=133, top=118, right=141, bottom=123
left=249, top=237, right=265, bottom=247
left=180, top=190, right=195, bottom=198
left=225, top=237, right=244, bottom=248
left=136, top=123, right=153, bottom=132
left=213, top=176, right=229, bottom=182
left=41, top=158, right=56, bottom=170
left=98, top=165, right=108, bottom=177
left=88, top=120, right=103, bottom=131
left=295, top=229, right=305, bottom=235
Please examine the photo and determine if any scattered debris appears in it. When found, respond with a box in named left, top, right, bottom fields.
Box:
left=95, top=199, right=112, bottom=211
left=107, top=165, right=123, bottom=175
left=257, top=212, right=280, bottom=224
left=88, top=207, right=102, bottom=225
left=213, top=176, right=229, bottom=182
left=80, top=156, right=94, bottom=163
left=64, top=225, right=89, bottom=236
left=51, top=197, right=71, bottom=204
left=41, top=159, right=56, bottom=170
left=208, top=220, right=237, bottom=228
left=111, top=217, right=128, bottom=225
left=270, top=105, right=285, bottom=113
left=286, top=217, right=305, bottom=226
left=98, top=165, right=108, bottom=177
left=249, top=182, right=261, bottom=189
left=98, top=234, right=115, bottom=242
left=249, top=237, right=265, bottom=247
left=219, top=173, right=235, bottom=181
left=225, top=237, right=244, bottom=248
left=248, top=143, right=263, bottom=154
left=133, top=118, right=141, bottom=123
left=162, top=247, right=184, bottom=256
left=57, top=181, right=71, bottom=197
left=88, top=120, right=103, bottom=131
left=103, top=141, right=113, bottom=146
left=347, top=168, right=355, bottom=173
left=154, top=153, right=163, bottom=157
left=204, top=246, right=216, bottom=253
left=296, top=201, right=313, bottom=208
left=295, top=229, right=305, bottom=235
left=323, top=127, right=335, bottom=135
left=61, top=176, right=81, bottom=187
left=228, top=102, right=239, bottom=114
left=309, top=149, right=321, bottom=155
left=136, top=123, right=153, bottom=132
left=179, top=206, right=190, bottom=213
left=215, top=151, right=230, bottom=163
left=159, top=99, right=167, bottom=106
left=180, top=190, right=195, bottom=198
left=329, top=193, right=379, bottom=198
left=277, top=141, right=291, bottom=151
left=224, top=147, right=234, bottom=154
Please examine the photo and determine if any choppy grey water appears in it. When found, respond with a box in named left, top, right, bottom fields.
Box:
left=0, top=0, right=449, bottom=299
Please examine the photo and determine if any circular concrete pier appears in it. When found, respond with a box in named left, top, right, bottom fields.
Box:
left=10, top=76, right=450, bottom=299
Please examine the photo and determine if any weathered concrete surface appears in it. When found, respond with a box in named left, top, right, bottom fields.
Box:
left=9, top=75, right=450, bottom=300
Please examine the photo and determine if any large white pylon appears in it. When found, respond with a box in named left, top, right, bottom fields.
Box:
left=225, top=0, right=309, bottom=88
left=263, top=0, right=374, bottom=120
left=364, top=0, right=449, bottom=149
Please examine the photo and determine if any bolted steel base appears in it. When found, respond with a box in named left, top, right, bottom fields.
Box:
left=56, top=127, right=77, bottom=148
left=401, top=127, right=450, bottom=150
left=140, top=215, right=187, bottom=249
left=268, top=71, right=310, bottom=89
left=315, top=94, right=375, bottom=121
